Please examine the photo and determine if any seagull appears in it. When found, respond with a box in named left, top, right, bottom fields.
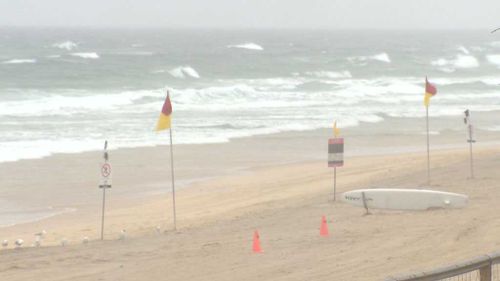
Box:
left=35, top=230, right=47, bottom=238
left=34, top=236, right=41, bottom=247
left=119, top=229, right=126, bottom=240
left=492, top=28, right=500, bottom=34
left=61, top=238, right=68, bottom=247
left=2, top=240, right=8, bottom=248
left=82, top=237, right=89, bottom=245
left=15, top=239, right=23, bottom=248
left=155, top=226, right=161, bottom=234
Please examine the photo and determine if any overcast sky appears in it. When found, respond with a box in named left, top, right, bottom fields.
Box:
left=1, top=0, right=499, bottom=29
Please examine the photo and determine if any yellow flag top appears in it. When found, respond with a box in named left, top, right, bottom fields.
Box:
left=156, top=92, right=172, bottom=131
left=333, top=121, right=340, bottom=137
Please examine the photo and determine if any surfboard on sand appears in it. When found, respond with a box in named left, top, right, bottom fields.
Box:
left=341, top=188, right=468, bottom=211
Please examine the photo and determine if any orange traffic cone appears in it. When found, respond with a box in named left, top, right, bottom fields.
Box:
left=320, top=215, right=329, bottom=237
left=252, top=230, right=262, bottom=253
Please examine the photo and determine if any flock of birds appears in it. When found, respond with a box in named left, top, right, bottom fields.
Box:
left=0, top=226, right=163, bottom=250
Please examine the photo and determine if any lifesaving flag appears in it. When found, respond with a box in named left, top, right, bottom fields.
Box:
left=423, top=77, right=437, bottom=107
left=333, top=121, right=340, bottom=137
left=156, top=91, right=172, bottom=131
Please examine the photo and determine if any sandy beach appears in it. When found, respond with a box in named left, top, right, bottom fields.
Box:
left=1, top=2, right=500, bottom=280
left=0, top=116, right=499, bottom=280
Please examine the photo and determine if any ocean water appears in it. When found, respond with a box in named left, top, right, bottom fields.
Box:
left=0, top=28, right=499, bottom=162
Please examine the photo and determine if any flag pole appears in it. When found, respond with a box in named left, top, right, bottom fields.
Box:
left=426, top=106, right=430, bottom=185
left=468, top=124, right=474, bottom=179
left=169, top=128, right=177, bottom=230
left=465, top=111, right=475, bottom=179
left=101, top=186, right=106, bottom=240
left=333, top=167, right=337, bottom=201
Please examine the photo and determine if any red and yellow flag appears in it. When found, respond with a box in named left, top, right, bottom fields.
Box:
left=156, top=91, right=172, bottom=131
left=424, top=77, right=437, bottom=107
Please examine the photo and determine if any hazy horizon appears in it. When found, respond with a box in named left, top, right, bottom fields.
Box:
left=1, top=0, right=499, bottom=30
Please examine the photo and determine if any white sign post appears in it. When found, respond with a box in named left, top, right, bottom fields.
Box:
left=99, top=141, right=112, bottom=240
left=464, top=110, right=476, bottom=179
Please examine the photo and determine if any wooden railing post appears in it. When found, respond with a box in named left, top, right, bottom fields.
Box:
left=479, top=262, right=492, bottom=281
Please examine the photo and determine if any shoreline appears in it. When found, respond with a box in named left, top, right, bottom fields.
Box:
left=0, top=115, right=497, bottom=235
left=1, top=144, right=500, bottom=280
left=0, top=113, right=499, bottom=232
left=0, top=109, right=499, bottom=164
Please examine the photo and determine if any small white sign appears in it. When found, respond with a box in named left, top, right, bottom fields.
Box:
left=99, top=162, right=112, bottom=188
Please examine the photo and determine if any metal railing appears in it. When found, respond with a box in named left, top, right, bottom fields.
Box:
left=385, top=252, right=500, bottom=281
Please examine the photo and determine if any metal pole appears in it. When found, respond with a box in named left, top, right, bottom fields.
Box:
left=169, top=128, right=177, bottom=230
left=469, top=125, right=474, bottom=179
left=426, top=106, right=430, bottom=185
left=333, top=167, right=337, bottom=201
left=101, top=187, right=106, bottom=240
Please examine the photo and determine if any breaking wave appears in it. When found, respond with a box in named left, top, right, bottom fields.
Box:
left=227, top=43, right=264, bottom=51
left=457, top=46, right=470, bottom=54
left=486, top=54, right=500, bottom=67
left=2, top=59, right=37, bottom=64
left=52, top=41, right=78, bottom=51
left=168, top=66, right=200, bottom=79
left=71, top=52, right=100, bottom=59
left=348, top=52, right=391, bottom=63
left=431, top=54, right=479, bottom=71
left=304, top=71, right=352, bottom=79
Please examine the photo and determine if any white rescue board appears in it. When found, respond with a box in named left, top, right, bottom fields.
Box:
left=341, top=188, right=468, bottom=210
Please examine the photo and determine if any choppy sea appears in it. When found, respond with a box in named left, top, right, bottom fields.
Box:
left=0, top=28, right=499, bottom=162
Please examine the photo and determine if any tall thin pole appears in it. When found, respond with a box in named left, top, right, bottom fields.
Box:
left=333, top=167, right=337, bottom=201
left=468, top=124, right=474, bottom=179
left=426, top=106, right=431, bottom=185
left=101, top=188, right=106, bottom=240
left=100, top=140, right=109, bottom=241
left=169, top=128, right=177, bottom=230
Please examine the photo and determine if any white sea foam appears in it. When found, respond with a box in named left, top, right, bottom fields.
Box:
left=1, top=73, right=500, bottom=163
left=71, top=52, right=100, bottom=59
left=431, top=54, right=479, bottom=70
left=348, top=52, right=391, bottom=63
left=304, top=71, right=352, bottom=79
left=457, top=46, right=470, bottom=54
left=227, top=43, right=264, bottom=51
left=371, top=53, right=391, bottom=63
left=438, top=67, right=456, bottom=73
left=454, top=55, right=479, bottom=68
left=0, top=90, right=161, bottom=117
left=432, top=76, right=500, bottom=86
left=2, top=59, right=36, bottom=64
left=486, top=54, right=500, bottom=67
left=168, top=66, right=200, bottom=79
left=52, top=41, right=78, bottom=51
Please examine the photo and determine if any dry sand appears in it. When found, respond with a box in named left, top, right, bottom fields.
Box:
left=1, top=120, right=500, bottom=280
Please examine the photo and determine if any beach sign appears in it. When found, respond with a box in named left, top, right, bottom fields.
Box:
left=328, top=138, right=344, bottom=167
left=99, top=162, right=112, bottom=188
left=99, top=141, right=112, bottom=188
left=328, top=137, right=344, bottom=202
